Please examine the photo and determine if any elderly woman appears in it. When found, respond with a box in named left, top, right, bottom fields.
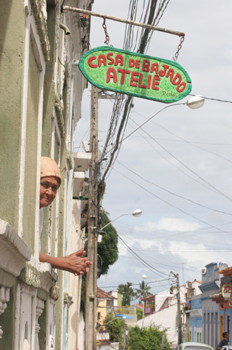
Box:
left=39, top=157, right=92, bottom=275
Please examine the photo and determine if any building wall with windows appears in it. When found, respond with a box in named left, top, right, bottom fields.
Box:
left=97, top=288, right=115, bottom=327
left=0, top=0, right=93, bottom=349
left=199, top=262, right=228, bottom=348
left=188, top=296, right=202, bottom=343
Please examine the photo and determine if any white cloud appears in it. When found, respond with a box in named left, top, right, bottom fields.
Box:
left=135, top=218, right=201, bottom=233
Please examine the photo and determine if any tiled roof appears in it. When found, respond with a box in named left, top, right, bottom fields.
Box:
left=219, top=266, right=232, bottom=278
left=141, top=294, right=156, bottom=301
left=135, top=304, right=143, bottom=309
left=97, top=287, right=114, bottom=299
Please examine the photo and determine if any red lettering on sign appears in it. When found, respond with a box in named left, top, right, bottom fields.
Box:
left=129, top=59, right=135, bottom=67
left=106, top=68, right=117, bottom=83
left=150, top=63, right=159, bottom=75
left=135, top=60, right=140, bottom=69
left=152, top=75, right=160, bottom=90
left=118, top=69, right=131, bottom=84
left=88, top=56, right=97, bottom=68
left=176, top=82, right=186, bottom=92
left=115, top=54, right=124, bottom=66
left=139, top=74, right=147, bottom=89
left=98, top=55, right=107, bottom=67
left=223, top=286, right=232, bottom=295
left=130, top=72, right=139, bottom=87
left=142, top=60, right=150, bottom=72
left=147, top=75, right=152, bottom=89
left=166, top=69, right=175, bottom=82
left=107, top=53, right=114, bottom=65
left=172, top=73, right=182, bottom=85
left=159, top=64, right=169, bottom=77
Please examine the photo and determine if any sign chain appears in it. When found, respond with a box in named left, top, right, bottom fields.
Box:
left=173, top=35, right=185, bottom=61
left=102, top=18, right=110, bottom=45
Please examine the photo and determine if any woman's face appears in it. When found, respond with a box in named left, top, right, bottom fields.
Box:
left=40, top=176, right=60, bottom=208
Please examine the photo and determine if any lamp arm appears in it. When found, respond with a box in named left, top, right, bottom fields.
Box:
left=105, top=102, right=184, bottom=155
left=100, top=213, right=131, bottom=230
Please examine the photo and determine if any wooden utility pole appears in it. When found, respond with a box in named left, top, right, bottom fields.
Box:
left=171, top=272, right=182, bottom=345
left=85, top=85, right=98, bottom=350
left=176, top=273, right=182, bottom=345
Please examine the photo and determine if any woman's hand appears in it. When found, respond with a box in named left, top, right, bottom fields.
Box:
left=39, top=248, right=92, bottom=275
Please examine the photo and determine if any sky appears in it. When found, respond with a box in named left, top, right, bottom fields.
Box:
left=74, top=0, right=232, bottom=297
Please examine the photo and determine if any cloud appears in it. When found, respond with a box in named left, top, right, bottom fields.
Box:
left=135, top=218, right=201, bottom=233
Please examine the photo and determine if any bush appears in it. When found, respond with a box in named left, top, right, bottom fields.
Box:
left=126, top=324, right=170, bottom=350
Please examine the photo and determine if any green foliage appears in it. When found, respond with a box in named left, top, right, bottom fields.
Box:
left=135, top=281, right=152, bottom=299
left=80, top=275, right=86, bottom=317
left=98, top=211, right=119, bottom=276
left=118, top=282, right=136, bottom=306
left=136, top=308, right=143, bottom=320
left=104, top=313, right=125, bottom=346
left=126, top=324, right=170, bottom=350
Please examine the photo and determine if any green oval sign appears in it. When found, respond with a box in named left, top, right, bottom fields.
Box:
left=79, top=46, right=192, bottom=103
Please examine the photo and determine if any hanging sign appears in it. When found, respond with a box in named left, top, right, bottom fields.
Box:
left=222, top=284, right=232, bottom=299
left=79, top=46, right=192, bottom=103
left=222, top=284, right=232, bottom=307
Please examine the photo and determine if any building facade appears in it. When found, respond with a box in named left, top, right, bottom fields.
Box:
left=0, top=0, right=93, bottom=349
left=199, top=262, right=228, bottom=349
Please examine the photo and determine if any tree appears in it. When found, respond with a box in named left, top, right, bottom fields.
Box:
left=98, top=210, right=119, bottom=276
left=136, top=308, right=143, bottom=320
left=126, top=324, right=170, bottom=350
left=118, top=282, right=136, bottom=306
left=135, top=280, right=152, bottom=299
left=103, top=313, right=125, bottom=346
left=81, top=210, right=119, bottom=315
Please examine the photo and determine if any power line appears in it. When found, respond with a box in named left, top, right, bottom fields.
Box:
left=126, top=118, right=229, bottom=197
left=189, top=93, right=232, bottom=104
left=128, top=118, right=232, bottom=203
left=118, top=234, right=171, bottom=277
left=116, top=160, right=232, bottom=217
left=112, top=168, right=232, bottom=236
left=131, top=111, right=232, bottom=163
left=98, top=277, right=172, bottom=289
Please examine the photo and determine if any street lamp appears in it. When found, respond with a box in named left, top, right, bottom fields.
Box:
left=106, top=95, right=205, bottom=154
left=99, top=209, right=142, bottom=233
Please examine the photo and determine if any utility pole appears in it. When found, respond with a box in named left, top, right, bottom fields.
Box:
left=85, top=85, right=99, bottom=350
left=171, top=272, right=182, bottom=345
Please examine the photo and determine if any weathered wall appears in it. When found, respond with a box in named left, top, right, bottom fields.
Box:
left=0, top=0, right=25, bottom=230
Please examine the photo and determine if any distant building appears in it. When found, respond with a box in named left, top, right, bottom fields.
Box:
left=97, top=288, right=115, bottom=327
left=141, top=294, right=156, bottom=317
left=210, top=265, right=232, bottom=346
left=96, top=330, right=119, bottom=350
left=137, top=281, right=201, bottom=347
left=185, top=281, right=202, bottom=343
left=199, top=262, right=228, bottom=348
left=108, top=289, right=120, bottom=307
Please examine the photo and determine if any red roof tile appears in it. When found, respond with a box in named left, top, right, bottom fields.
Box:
left=141, top=294, right=156, bottom=301
left=97, top=287, right=115, bottom=299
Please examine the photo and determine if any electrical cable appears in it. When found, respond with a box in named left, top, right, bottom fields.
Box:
left=189, top=93, right=232, bottom=104
left=100, top=0, right=163, bottom=183
left=116, top=160, right=232, bottom=216
left=112, top=168, right=232, bottom=236
left=118, top=233, right=171, bottom=277
left=98, top=277, right=172, bottom=289
left=130, top=111, right=232, bottom=164
left=128, top=117, right=232, bottom=203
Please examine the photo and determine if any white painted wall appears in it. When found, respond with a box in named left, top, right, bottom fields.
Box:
left=137, top=303, right=178, bottom=345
